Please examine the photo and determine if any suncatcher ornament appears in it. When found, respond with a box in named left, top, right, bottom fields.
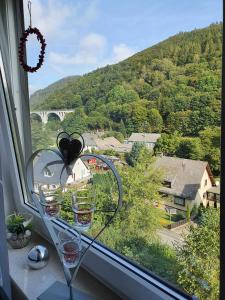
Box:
left=18, top=1, right=46, bottom=73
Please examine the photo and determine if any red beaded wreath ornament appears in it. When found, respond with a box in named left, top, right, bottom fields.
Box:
left=18, top=1, right=46, bottom=73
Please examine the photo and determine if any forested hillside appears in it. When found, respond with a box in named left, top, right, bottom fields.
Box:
left=31, top=75, right=80, bottom=107
left=31, top=23, right=222, bottom=174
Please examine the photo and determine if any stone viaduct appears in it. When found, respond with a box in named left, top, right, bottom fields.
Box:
left=30, top=110, right=74, bottom=124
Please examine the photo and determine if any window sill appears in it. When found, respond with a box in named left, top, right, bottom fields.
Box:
left=8, top=232, right=121, bottom=300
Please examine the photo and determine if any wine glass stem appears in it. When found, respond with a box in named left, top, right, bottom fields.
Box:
left=69, top=284, right=73, bottom=300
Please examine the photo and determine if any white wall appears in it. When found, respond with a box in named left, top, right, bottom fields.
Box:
left=67, top=158, right=91, bottom=184
left=199, top=169, right=213, bottom=206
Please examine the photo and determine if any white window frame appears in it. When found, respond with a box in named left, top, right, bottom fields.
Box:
left=1, top=1, right=196, bottom=299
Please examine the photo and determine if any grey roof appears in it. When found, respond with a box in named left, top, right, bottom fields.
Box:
left=128, top=133, right=161, bottom=143
left=82, top=132, right=99, bottom=147
left=33, top=151, right=83, bottom=185
left=113, top=144, right=132, bottom=153
left=153, top=156, right=210, bottom=199
left=82, top=133, right=132, bottom=152
left=94, top=137, right=121, bottom=150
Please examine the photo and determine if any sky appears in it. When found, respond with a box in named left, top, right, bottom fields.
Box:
left=23, top=0, right=223, bottom=94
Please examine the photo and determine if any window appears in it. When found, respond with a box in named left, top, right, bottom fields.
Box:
left=43, top=167, right=54, bottom=177
left=174, top=197, right=185, bottom=206
left=163, top=180, right=172, bottom=188
left=207, top=192, right=215, bottom=200
left=205, top=179, right=207, bottom=186
left=2, top=0, right=221, bottom=299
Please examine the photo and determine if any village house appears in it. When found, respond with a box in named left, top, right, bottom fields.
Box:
left=82, top=132, right=100, bottom=152
left=33, top=151, right=91, bottom=191
left=94, top=136, right=121, bottom=150
left=153, top=156, right=219, bottom=211
left=126, top=133, right=161, bottom=149
left=83, top=133, right=132, bottom=153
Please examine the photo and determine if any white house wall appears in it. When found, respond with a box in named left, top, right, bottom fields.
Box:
left=67, top=158, right=91, bottom=184
left=199, top=168, right=213, bottom=206
left=83, top=145, right=98, bottom=153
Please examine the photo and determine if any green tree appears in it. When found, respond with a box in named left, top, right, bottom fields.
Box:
left=125, top=142, right=146, bottom=166
left=147, top=108, right=163, bottom=133
left=107, top=85, right=139, bottom=104
left=68, top=94, right=82, bottom=108
left=118, top=119, right=127, bottom=137
left=167, top=111, right=191, bottom=135
left=175, top=138, right=204, bottom=160
left=199, top=127, right=220, bottom=175
left=31, top=121, right=54, bottom=151
left=191, top=204, right=198, bottom=217
left=154, top=133, right=181, bottom=156
left=176, top=208, right=220, bottom=300
left=45, top=120, right=62, bottom=132
left=186, top=205, right=190, bottom=222
left=61, top=110, right=87, bottom=134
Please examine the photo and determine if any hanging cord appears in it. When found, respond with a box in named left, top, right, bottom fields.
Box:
left=28, top=1, right=32, bottom=28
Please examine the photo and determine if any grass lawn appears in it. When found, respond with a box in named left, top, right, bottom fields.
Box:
left=158, top=209, right=185, bottom=227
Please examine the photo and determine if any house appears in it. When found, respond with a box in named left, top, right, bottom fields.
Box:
left=95, top=136, right=121, bottom=150
left=86, top=157, right=97, bottom=165
left=153, top=156, right=215, bottom=211
left=82, top=132, right=99, bottom=152
left=33, top=151, right=91, bottom=191
left=206, top=186, right=220, bottom=207
left=126, top=133, right=161, bottom=149
left=113, top=144, right=132, bottom=153
left=82, top=133, right=132, bottom=153
left=95, top=136, right=132, bottom=153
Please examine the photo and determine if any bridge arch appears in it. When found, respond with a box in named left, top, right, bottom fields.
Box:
left=30, top=112, right=42, bottom=122
left=47, top=112, right=61, bottom=122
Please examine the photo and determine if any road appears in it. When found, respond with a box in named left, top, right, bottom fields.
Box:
left=157, top=228, right=184, bottom=247
left=157, top=221, right=197, bottom=247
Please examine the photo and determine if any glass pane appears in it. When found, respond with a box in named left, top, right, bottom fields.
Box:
left=24, top=1, right=221, bottom=298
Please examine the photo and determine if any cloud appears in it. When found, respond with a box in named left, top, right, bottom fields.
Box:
left=23, top=0, right=99, bottom=40
left=112, top=43, right=135, bottom=62
left=49, top=33, right=106, bottom=66
left=23, top=0, right=74, bottom=38
left=80, top=33, right=106, bottom=52
left=75, top=0, right=99, bottom=26
left=95, top=43, right=135, bottom=68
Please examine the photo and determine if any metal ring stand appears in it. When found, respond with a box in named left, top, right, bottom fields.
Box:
left=26, top=146, right=123, bottom=300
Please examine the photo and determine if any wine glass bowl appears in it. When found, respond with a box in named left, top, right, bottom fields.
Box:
left=72, top=189, right=95, bottom=231
left=73, top=202, right=95, bottom=231
left=40, top=192, right=62, bottom=218
left=58, top=230, right=81, bottom=269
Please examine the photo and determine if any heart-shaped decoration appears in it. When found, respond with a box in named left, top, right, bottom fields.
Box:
left=57, top=132, right=84, bottom=165
left=26, top=148, right=123, bottom=291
